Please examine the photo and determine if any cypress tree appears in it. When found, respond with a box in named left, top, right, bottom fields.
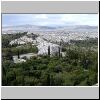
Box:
left=18, top=50, right=20, bottom=59
left=48, top=46, right=50, bottom=57
left=58, top=46, right=61, bottom=58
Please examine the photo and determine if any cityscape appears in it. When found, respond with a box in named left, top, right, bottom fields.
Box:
left=2, top=14, right=98, bottom=86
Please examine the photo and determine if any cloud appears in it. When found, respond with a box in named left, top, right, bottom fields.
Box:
left=60, top=14, right=98, bottom=26
left=34, top=14, right=48, bottom=19
left=2, top=14, right=98, bottom=26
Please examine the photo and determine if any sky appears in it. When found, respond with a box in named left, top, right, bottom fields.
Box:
left=2, top=14, right=98, bottom=27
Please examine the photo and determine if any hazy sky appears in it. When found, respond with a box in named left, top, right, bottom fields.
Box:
left=2, top=14, right=98, bottom=27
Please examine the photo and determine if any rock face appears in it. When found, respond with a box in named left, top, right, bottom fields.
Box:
left=9, top=28, right=98, bottom=57
left=35, top=37, right=59, bottom=55
left=37, top=41, right=59, bottom=56
left=10, top=34, right=60, bottom=57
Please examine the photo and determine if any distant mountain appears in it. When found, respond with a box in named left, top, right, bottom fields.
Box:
left=39, top=26, right=57, bottom=29
left=59, top=25, right=98, bottom=32
left=2, top=24, right=98, bottom=34
left=3, top=24, right=57, bottom=30
left=74, top=25, right=97, bottom=29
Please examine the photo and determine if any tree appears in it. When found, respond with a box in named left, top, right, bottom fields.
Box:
left=48, top=46, right=50, bottom=57
left=58, top=46, right=61, bottom=58
left=53, top=73, right=64, bottom=86
left=17, top=50, right=20, bottom=59
left=6, top=71, right=16, bottom=85
left=54, top=65, right=62, bottom=73
left=5, top=49, right=13, bottom=60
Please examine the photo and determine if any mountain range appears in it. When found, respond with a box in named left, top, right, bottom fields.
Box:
left=2, top=24, right=98, bottom=34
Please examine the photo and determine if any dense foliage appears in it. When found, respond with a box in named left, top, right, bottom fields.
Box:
left=70, top=38, right=98, bottom=48
left=2, top=48, right=98, bottom=86
left=2, top=44, right=38, bottom=58
left=2, top=33, right=98, bottom=86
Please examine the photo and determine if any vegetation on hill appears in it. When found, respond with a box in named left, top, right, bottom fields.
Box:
left=2, top=48, right=98, bottom=86
left=70, top=38, right=98, bottom=48
left=2, top=32, right=27, bottom=48
left=2, top=44, right=38, bottom=60
left=2, top=33, right=98, bottom=86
